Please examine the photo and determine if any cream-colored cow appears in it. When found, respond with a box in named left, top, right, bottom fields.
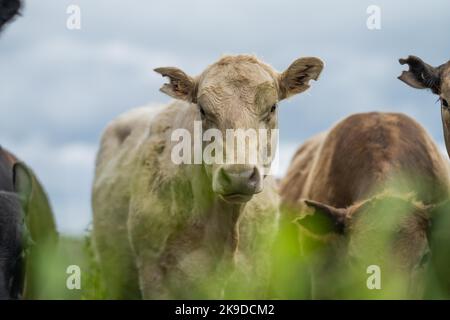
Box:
left=92, top=55, right=323, bottom=299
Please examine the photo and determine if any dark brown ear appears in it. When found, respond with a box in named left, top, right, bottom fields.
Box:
left=12, top=162, right=33, bottom=209
left=154, top=67, right=197, bottom=103
left=296, top=199, right=347, bottom=235
left=279, top=57, right=324, bottom=100
left=398, top=55, right=442, bottom=94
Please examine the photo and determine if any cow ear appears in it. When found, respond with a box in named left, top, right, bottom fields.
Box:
left=13, top=162, right=33, bottom=206
left=278, top=57, right=324, bottom=100
left=398, top=55, right=442, bottom=94
left=296, top=199, right=347, bottom=235
left=154, top=67, right=198, bottom=103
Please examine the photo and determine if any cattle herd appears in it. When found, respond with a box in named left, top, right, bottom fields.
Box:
left=1, top=0, right=450, bottom=300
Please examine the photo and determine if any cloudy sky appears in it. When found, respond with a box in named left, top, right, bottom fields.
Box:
left=1, top=0, right=449, bottom=234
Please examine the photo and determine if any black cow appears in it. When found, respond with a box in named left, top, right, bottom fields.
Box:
left=0, top=148, right=31, bottom=299
left=0, top=0, right=36, bottom=299
left=1, top=0, right=58, bottom=300
left=0, top=147, right=58, bottom=300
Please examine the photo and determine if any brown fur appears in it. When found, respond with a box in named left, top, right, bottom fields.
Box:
left=398, top=56, right=450, bottom=298
left=281, top=112, right=449, bottom=207
left=398, top=56, right=450, bottom=158
left=280, top=112, right=450, bottom=299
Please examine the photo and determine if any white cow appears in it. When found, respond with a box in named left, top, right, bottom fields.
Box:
left=92, top=54, right=323, bottom=299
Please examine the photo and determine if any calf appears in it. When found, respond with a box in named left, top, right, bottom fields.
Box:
left=0, top=147, right=58, bottom=299
left=0, top=148, right=31, bottom=299
left=398, top=55, right=450, bottom=298
left=1, top=0, right=58, bottom=300
left=280, top=112, right=450, bottom=299
left=92, top=54, right=324, bottom=299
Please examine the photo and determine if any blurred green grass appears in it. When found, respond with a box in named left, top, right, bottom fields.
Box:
left=36, top=232, right=106, bottom=300
left=38, top=195, right=450, bottom=300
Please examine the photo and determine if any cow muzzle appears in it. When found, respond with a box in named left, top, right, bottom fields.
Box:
left=212, top=164, right=263, bottom=203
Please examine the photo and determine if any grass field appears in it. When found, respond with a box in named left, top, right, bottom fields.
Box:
left=47, top=202, right=450, bottom=300
left=38, top=233, right=106, bottom=300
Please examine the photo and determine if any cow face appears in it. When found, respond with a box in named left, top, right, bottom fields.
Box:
left=155, top=55, right=323, bottom=203
left=297, top=196, right=431, bottom=298
left=0, top=163, right=32, bottom=300
left=398, top=56, right=450, bottom=157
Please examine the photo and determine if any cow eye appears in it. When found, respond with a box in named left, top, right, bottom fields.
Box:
left=419, top=250, right=431, bottom=269
left=442, top=98, right=449, bottom=108
left=198, top=104, right=206, bottom=118
left=270, top=103, right=278, bottom=113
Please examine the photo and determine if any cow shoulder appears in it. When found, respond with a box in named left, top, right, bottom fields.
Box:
left=279, top=132, right=326, bottom=205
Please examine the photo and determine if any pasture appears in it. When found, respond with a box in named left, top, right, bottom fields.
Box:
left=1, top=0, right=450, bottom=301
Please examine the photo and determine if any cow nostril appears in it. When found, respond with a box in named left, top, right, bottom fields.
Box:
left=219, top=167, right=232, bottom=185
left=443, top=98, right=449, bottom=108
left=217, top=166, right=261, bottom=195
left=248, top=167, right=259, bottom=185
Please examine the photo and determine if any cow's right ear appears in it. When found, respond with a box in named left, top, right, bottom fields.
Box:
left=154, top=67, right=198, bottom=103
left=278, top=57, right=324, bottom=100
left=295, top=199, right=347, bottom=236
left=398, top=55, right=442, bottom=94
left=12, top=162, right=33, bottom=207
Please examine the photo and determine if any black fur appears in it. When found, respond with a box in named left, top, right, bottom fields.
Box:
left=0, top=0, right=21, bottom=32
left=0, top=147, right=25, bottom=299
left=0, top=191, right=23, bottom=299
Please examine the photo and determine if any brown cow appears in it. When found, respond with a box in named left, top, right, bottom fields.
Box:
left=398, top=56, right=450, bottom=298
left=280, top=112, right=450, bottom=299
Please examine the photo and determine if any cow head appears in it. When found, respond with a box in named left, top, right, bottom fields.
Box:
left=0, top=162, right=32, bottom=300
left=155, top=55, right=323, bottom=203
left=398, top=56, right=450, bottom=157
left=297, top=195, right=432, bottom=298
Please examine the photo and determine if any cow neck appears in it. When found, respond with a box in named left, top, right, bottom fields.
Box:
left=441, top=110, right=450, bottom=159
left=202, top=196, right=244, bottom=259
left=191, top=164, right=245, bottom=259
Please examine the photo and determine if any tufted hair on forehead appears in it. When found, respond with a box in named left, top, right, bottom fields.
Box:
left=201, top=54, right=279, bottom=80
left=214, top=54, right=279, bottom=69
left=215, top=54, right=261, bottom=66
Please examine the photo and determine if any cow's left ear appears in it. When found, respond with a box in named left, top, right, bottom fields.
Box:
left=154, top=67, right=198, bottom=103
left=296, top=199, right=347, bottom=236
left=278, top=57, right=324, bottom=100
left=398, top=55, right=443, bottom=94
left=13, top=162, right=33, bottom=206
